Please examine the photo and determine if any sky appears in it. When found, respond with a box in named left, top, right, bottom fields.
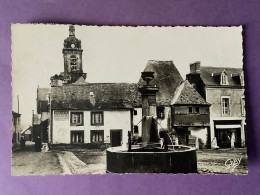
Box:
left=11, top=24, right=243, bottom=128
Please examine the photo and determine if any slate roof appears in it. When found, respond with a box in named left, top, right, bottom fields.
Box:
left=72, top=76, right=87, bottom=85
left=199, top=66, right=243, bottom=86
left=171, top=80, right=210, bottom=105
left=51, top=83, right=141, bottom=110
left=139, top=60, right=184, bottom=105
left=20, top=125, right=32, bottom=134
left=37, top=88, right=51, bottom=101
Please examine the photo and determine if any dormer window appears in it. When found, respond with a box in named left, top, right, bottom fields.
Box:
left=231, top=72, right=244, bottom=86
left=220, top=72, right=228, bottom=85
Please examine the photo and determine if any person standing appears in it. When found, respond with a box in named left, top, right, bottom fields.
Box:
left=35, top=136, right=42, bottom=152
left=20, top=137, right=26, bottom=151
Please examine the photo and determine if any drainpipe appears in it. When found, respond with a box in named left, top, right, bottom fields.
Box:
left=48, top=92, right=52, bottom=144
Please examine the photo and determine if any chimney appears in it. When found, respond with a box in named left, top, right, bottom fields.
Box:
left=190, top=61, right=201, bottom=73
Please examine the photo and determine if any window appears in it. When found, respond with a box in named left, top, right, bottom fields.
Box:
left=91, top=130, right=104, bottom=143
left=133, top=110, right=137, bottom=116
left=157, top=107, right=165, bottom=119
left=91, top=112, right=104, bottom=126
left=71, top=131, right=84, bottom=143
left=188, top=106, right=199, bottom=114
left=71, top=112, right=83, bottom=126
left=220, top=72, right=228, bottom=85
left=221, top=97, right=230, bottom=116
left=241, top=97, right=246, bottom=116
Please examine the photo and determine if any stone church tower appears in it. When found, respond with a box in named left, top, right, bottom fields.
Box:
left=51, top=25, right=87, bottom=86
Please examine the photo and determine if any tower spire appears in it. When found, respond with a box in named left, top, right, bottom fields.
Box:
left=69, top=25, right=75, bottom=36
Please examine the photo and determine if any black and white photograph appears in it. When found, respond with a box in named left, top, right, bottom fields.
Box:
left=12, top=24, right=247, bottom=175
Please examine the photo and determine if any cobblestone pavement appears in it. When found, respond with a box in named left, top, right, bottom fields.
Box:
left=69, top=148, right=248, bottom=175
left=12, top=144, right=248, bottom=175
left=57, top=150, right=106, bottom=175
left=12, top=142, right=63, bottom=176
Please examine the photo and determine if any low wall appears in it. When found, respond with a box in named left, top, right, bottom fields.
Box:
left=51, top=143, right=110, bottom=150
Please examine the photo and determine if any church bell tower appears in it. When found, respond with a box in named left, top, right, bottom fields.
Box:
left=62, top=25, right=86, bottom=83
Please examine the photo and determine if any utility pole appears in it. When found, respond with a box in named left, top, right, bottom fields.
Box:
left=32, top=110, right=34, bottom=142
left=17, top=95, right=19, bottom=114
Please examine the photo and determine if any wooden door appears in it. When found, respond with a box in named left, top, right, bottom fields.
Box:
left=110, top=130, right=122, bottom=147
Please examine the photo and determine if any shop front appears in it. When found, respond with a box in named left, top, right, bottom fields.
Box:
left=214, top=120, right=242, bottom=148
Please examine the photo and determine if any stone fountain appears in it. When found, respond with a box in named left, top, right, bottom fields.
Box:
left=106, top=72, right=197, bottom=173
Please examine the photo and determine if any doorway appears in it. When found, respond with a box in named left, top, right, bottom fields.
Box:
left=216, top=129, right=231, bottom=148
left=110, top=130, right=122, bottom=147
left=175, top=127, right=189, bottom=145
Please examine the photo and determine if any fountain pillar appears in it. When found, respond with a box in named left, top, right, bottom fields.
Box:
left=138, top=72, right=159, bottom=145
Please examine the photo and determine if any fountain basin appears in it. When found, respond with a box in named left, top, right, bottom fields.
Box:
left=106, top=145, right=197, bottom=174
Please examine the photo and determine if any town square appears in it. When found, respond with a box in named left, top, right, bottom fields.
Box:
left=12, top=24, right=247, bottom=175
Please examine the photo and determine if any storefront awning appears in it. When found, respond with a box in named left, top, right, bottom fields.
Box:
left=215, top=124, right=241, bottom=129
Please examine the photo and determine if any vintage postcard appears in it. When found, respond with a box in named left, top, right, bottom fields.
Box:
left=12, top=24, right=247, bottom=175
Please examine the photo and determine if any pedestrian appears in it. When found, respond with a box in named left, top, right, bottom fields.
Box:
left=163, top=132, right=169, bottom=150
left=20, top=137, right=26, bottom=151
left=35, top=136, right=42, bottom=152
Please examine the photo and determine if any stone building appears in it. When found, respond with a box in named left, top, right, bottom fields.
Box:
left=34, top=88, right=50, bottom=143
left=50, top=83, right=140, bottom=146
left=171, top=80, right=211, bottom=148
left=186, top=62, right=246, bottom=148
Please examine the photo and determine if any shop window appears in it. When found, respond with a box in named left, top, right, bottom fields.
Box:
left=91, top=112, right=104, bottom=126
left=71, top=131, right=84, bottom=143
left=221, top=97, right=230, bottom=116
left=157, top=107, right=165, bottom=119
left=91, top=130, right=104, bottom=143
left=71, top=112, right=83, bottom=126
